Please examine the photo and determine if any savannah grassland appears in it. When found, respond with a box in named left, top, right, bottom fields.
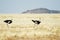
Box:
left=0, top=14, right=60, bottom=40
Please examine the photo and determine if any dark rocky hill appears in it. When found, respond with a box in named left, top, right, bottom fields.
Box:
left=22, top=8, right=60, bottom=13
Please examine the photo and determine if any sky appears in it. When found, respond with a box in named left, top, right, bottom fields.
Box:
left=0, top=0, right=60, bottom=13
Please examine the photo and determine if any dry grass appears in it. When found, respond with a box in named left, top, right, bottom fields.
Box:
left=0, top=14, right=60, bottom=40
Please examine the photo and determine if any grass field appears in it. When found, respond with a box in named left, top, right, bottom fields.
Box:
left=0, top=14, right=60, bottom=40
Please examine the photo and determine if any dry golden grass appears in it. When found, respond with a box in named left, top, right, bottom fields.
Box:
left=0, top=14, right=60, bottom=40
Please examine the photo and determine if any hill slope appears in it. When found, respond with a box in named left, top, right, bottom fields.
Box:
left=22, top=8, right=60, bottom=13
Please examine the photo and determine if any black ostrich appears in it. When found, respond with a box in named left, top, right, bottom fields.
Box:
left=4, top=20, right=12, bottom=24
left=32, top=20, right=41, bottom=25
left=4, top=20, right=12, bottom=28
left=32, top=20, right=41, bottom=29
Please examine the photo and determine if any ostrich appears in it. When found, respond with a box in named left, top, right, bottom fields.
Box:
left=32, top=20, right=41, bottom=29
left=32, top=20, right=41, bottom=25
left=4, top=19, right=12, bottom=28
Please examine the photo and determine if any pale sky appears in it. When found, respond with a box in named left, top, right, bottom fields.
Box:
left=0, top=0, right=60, bottom=13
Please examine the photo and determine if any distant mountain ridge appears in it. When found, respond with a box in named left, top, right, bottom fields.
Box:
left=22, top=8, right=60, bottom=13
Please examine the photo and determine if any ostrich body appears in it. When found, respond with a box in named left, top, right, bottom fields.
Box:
left=32, top=20, right=41, bottom=25
left=4, top=20, right=12, bottom=24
